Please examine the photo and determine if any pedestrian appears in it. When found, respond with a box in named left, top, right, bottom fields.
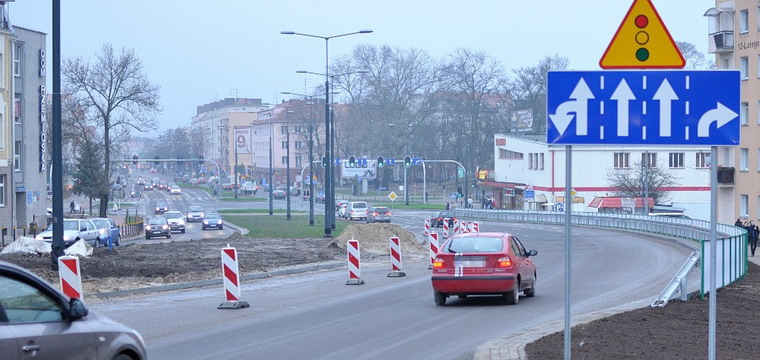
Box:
left=69, top=200, right=75, bottom=213
left=445, top=202, right=450, bottom=210
left=467, top=197, right=473, bottom=208
left=735, top=218, right=743, bottom=227
left=750, top=221, right=759, bottom=256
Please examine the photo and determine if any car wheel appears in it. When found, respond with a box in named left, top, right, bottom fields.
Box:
left=92, top=239, right=99, bottom=248
left=113, top=353, right=133, bottom=360
left=167, top=233, right=171, bottom=239
left=202, top=226, right=206, bottom=230
left=181, top=229, right=185, bottom=233
left=145, top=235, right=150, bottom=240
left=434, top=291, right=447, bottom=306
left=505, top=285, right=520, bottom=305
left=524, top=274, right=536, bottom=298
left=219, top=225, right=224, bottom=230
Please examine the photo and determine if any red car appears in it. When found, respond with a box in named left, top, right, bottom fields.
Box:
left=431, top=232, right=537, bottom=306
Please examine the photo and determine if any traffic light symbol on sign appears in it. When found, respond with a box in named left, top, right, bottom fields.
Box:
left=404, top=155, right=411, bottom=167
left=599, top=0, right=684, bottom=69
left=348, top=156, right=356, bottom=168
left=377, top=156, right=385, bottom=168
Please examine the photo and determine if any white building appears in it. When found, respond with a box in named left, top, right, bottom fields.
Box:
left=491, top=135, right=713, bottom=220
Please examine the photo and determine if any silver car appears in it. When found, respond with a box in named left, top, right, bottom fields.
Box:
left=0, top=260, right=147, bottom=359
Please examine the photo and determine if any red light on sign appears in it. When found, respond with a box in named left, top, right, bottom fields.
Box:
left=634, top=15, right=648, bottom=28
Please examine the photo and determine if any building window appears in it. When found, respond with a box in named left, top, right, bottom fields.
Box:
left=294, top=126, right=301, bottom=134
left=280, top=126, right=287, bottom=134
left=0, top=175, right=5, bottom=207
left=295, top=141, right=302, bottom=149
left=741, top=148, right=749, bottom=172
left=741, top=194, right=749, bottom=217
left=742, top=102, right=749, bottom=125
left=528, top=153, right=534, bottom=170
left=295, top=156, right=302, bottom=167
left=281, top=156, right=287, bottom=165
left=13, top=141, right=20, bottom=171
left=14, top=94, right=20, bottom=124
left=641, top=152, right=657, bottom=168
left=696, top=152, right=709, bottom=168
left=13, top=44, right=21, bottom=77
left=741, top=57, right=749, bottom=79
left=614, top=152, right=630, bottom=169
left=668, top=152, right=684, bottom=168
left=499, top=149, right=523, bottom=160
left=740, top=9, right=749, bottom=33
left=539, top=153, right=545, bottom=170
left=757, top=196, right=760, bottom=219
left=281, top=141, right=287, bottom=149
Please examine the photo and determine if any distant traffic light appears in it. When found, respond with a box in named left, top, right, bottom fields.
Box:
left=404, top=155, right=411, bottom=168
left=153, top=155, right=159, bottom=166
left=322, top=156, right=328, bottom=167
left=377, top=156, right=385, bottom=168
left=132, top=155, right=138, bottom=165
left=348, top=156, right=356, bottom=168
left=198, top=155, right=204, bottom=165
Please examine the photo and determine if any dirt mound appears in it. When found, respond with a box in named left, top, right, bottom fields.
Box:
left=334, top=223, right=425, bottom=255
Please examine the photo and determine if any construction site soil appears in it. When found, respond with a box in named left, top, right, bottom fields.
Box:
left=2, top=224, right=759, bottom=359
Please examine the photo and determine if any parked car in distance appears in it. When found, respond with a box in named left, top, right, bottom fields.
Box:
left=202, top=213, right=224, bottom=230
left=345, top=201, right=369, bottom=221
left=335, top=199, right=349, bottom=212
left=366, top=206, right=392, bottom=223
left=155, top=201, right=169, bottom=214
left=0, top=260, right=147, bottom=360
left=431, top=211, right=457, bottom=227
left=186, top=205, right=206, bottom=222
left=431, top=232, right=538, bottom=306
left=35, top=218, right=102, bottom=248
left=144, top=217, right=171, bottom=239
left=91, top=217, right=121, bottom=246
left=143, top=183, right=153, bottom=191
left=272, top=189, right=286, bottom=200
left=163, top=211, right=186, bottom=233
left=169, top=185, right=182, bottom=195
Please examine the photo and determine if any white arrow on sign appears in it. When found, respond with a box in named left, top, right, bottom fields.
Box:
left=549, top=78, right=594, bottom=136
left=611, top=79, right=635, bottom=137
left=697, top=102, right=738, bottom=138
left=653, top=79, right=678, bottom=137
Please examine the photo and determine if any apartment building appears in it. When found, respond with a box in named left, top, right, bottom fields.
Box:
left=706, top=1, right=760, bottom=223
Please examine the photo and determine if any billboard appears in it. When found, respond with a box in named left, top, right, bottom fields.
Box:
left=234, top=127, right=251, bottom=154
left=341, top=160, right=377, bottom=179
left=510, top=109, right=534, bottom=132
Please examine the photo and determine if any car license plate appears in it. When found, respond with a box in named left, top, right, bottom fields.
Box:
left=460, top=260, right=485, bottom=267
left=152, top=230, right=162, bottom=235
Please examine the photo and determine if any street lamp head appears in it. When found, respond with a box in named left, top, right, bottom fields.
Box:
left=280, top=31, right=295, bottom=35
left=359, top=30, right=373, bottom=34
left=295, top=70, right=307, bottom=74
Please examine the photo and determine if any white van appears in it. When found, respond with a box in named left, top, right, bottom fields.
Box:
left=346, top=201, right=368, bottom=221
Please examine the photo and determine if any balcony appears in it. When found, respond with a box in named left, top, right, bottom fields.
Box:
left=708, top=31, right=735, bottom=53
left=717, top=166, right=735, bottom=185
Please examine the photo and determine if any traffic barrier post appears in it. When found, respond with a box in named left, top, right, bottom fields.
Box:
left=423, top=218, right=430, bottom=239
left=218, top=245, right=250, bottom=309
left=429, top=232, right=439, bottom=269
left=443, top=218, right=450, bottom=238
left=388, top=237, right=406, bottom=277
left=346, top=239, right=364, bottom=285
left=460, top=220, right=469, bottom=233
left=472, top=221, right=480, bottom=233
left=58, top=256, right=83, bottom=300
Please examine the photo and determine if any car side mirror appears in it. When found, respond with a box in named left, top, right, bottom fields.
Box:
left=68, top=298, right=88, bottom=319
left=527, top=249, right=538, bottom=257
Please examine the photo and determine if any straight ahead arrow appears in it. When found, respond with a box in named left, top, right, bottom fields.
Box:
left=568, top=78, right=594, bottom=136
left=611, top=79, right=635, bottom=137
left=653, top=79, right=678, bottom=137
left=697, top=102, right=738, bottom=138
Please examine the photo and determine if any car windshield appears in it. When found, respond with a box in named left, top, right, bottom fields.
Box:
left=206, top=214, right=221, bottom=219
left=91, top=219, right=109, bottom=229
left=164, top=212, right=182, bottom=219
left=440, top=211, right=454, bottom=217
left=156, top=202, right=167, bottom=207
left=373, top=208, right=389, bottom=214
left=62, top=220, right=79, bottom=231
left=189, top=206, right=203, bottom=212
left=447, top=237, right=503, bottom=253
left=352, top=203, right=367, bottom=209
left=148, top=218, right=166, bottom=225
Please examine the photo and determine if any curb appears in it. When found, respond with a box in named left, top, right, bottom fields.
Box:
left=92, top=261, right=344, bottom=300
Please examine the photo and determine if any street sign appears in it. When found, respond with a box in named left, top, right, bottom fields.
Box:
left=412, top=157, right=422, bottom=165
left=547, top=70, right=740, bottom=145
left=388, top=191, right=398, bottom=201
left=600, top=0, right=684, bottom=69
left=525, top=189, right=535, bottom=201
left=457, top=168, right=464, bottom=178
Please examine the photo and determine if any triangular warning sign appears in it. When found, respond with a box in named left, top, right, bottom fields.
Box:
left=599, top=0, right=685, bottom=69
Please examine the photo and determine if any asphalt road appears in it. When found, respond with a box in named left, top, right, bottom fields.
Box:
left=88, top=208, right=693, bottom=360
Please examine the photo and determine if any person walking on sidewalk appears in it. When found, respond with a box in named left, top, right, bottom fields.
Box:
left=69, top=200, right=75, bottom=213
left=750, top=221, right=759, bottom=257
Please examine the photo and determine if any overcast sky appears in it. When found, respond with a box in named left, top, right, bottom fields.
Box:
left=12, top=1, right=714, bottom=133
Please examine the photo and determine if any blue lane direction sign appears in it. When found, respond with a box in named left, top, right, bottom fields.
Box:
left=412, top=157, right=423, bottom=165
left=547, top=70, right=740, bottom=145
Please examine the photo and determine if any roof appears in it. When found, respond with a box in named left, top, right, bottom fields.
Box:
left=587, top=197, right=655, bottom=208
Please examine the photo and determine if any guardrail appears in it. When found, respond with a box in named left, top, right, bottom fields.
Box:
left=120, top=216, right=144, bottom=238
left=453, top=209, right=748, bottom=298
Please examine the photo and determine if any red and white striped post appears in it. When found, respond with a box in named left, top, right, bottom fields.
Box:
left=388, top=237, right=406, bottom=277
left=58, top=256, right=83, bottom=300
left=423, top=218, right=431, bottom=239
left=443, top=218, right=450, bottom=238
left=346, top=239, right=364, bottom=285
left=429, top=232, right=439, bottom=269
left=218, top=245, right=249, bottom=309
left=472, top=221, right=480, bottom=233
left=460, top=220, right=469, bottom=233
left=453, top=218, right=459, bottom=234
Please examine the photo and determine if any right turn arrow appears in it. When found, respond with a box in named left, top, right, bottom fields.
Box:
left=697, top=102, right=738, bottom=138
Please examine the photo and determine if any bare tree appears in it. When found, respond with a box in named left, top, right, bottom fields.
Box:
left=63, top=44, right=161, bottom=216
left=606, top=161, right=679, bottom=204
left=676, top=41, right=714, bottom=70
left=509, top=54, right=569, bottom=134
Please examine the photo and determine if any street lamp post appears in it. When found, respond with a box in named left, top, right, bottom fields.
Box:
left=282, top=92, right=317, bottom=226
left=268, top=110, right=274, bottom=215
left=281, top=29, right=373, bottom=237
left=286, top=110, right=294, bottom=220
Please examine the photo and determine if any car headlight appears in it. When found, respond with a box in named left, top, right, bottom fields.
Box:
left=63, top=235, right=70, bottom=241
left=219, top=220, right=223, bottom=224
left=203, top=220, right=209, bottom=224
left=162, top=225, right=169, bottom=230
left=35, top=235, right=42, bottom=240
left=145, top=225, right=151, bottom=231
